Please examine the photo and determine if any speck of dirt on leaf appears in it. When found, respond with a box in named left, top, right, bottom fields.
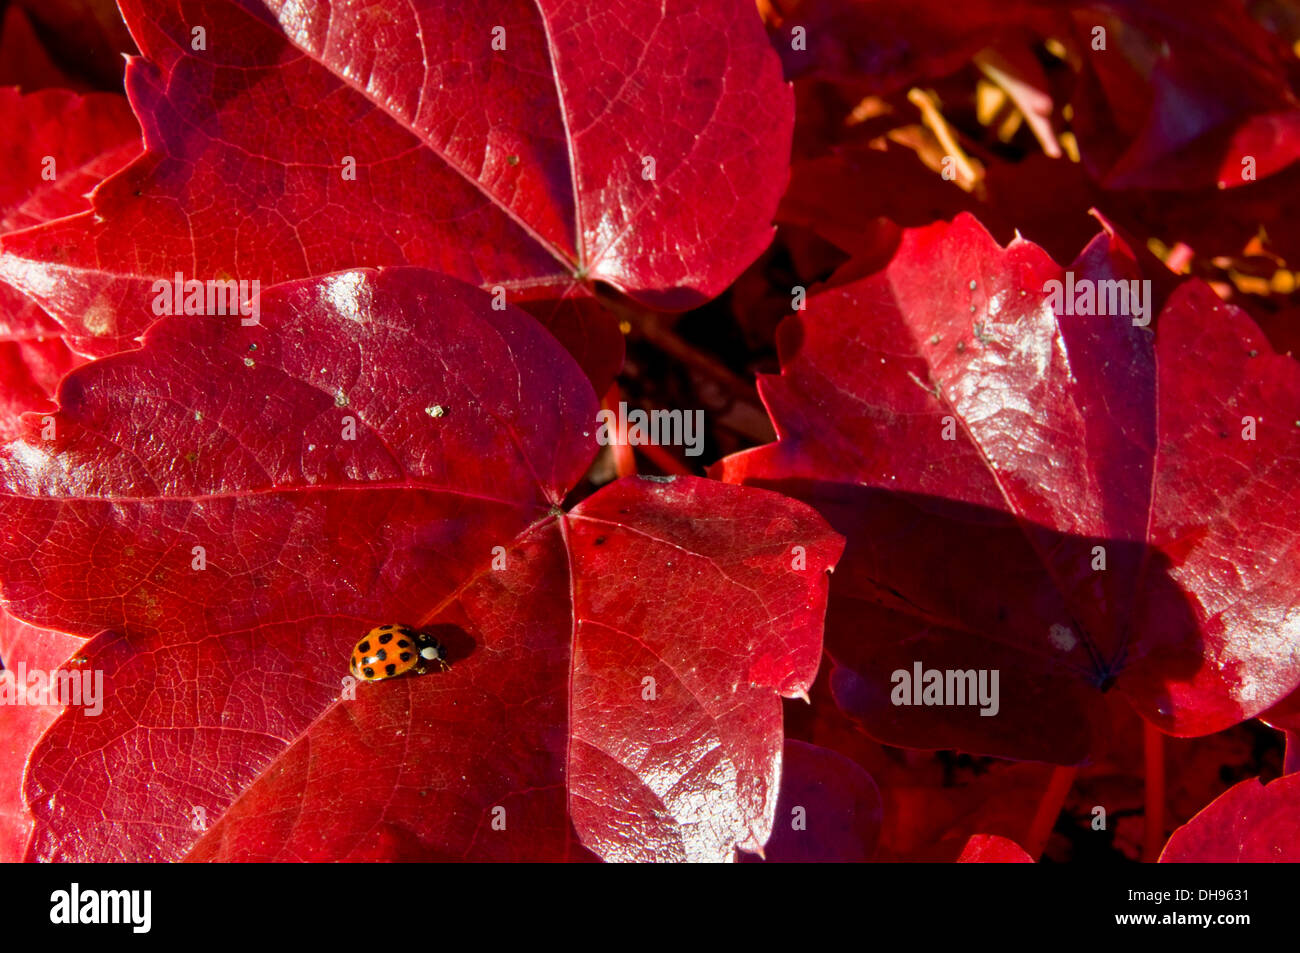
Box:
left=194, top=411, right=203, bottom=421
left=243, top=357, right=254, bottom=367
left=1249, top=349, right=1259, bottom=357
left=425, top=405, right=445, bottom=418
left=928, top=334, right=941, bottom=344
left=956, top=340, right=966, bottom=352
left=968, top=280, right=977, bottom=290
left=335, top=391, right=348, bottom=407
left=507, top=154, right=520, bottom=166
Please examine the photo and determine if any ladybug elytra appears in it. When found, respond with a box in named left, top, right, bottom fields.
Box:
left=350, top=625, right=448, bottom=681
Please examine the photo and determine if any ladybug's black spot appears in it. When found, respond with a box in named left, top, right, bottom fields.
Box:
left=379, top=632, right=393, bottom=644
left=376, top=648, right=387, bottom=661
left=363, top=667, right=375, bottom=678
left=400, top=652, right=413, bottom=662
left=385, top=664, right=397, bottom=677
left=397, top=639, right=410, bottom=648
left=380, top=625, right=396, bottom=631
left=358, top=641, right=371, bottom=653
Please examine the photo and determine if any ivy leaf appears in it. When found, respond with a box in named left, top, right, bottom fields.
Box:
left=719, top=213, right=1300, bottom=762
left=0, top=267, right=841, bottom=861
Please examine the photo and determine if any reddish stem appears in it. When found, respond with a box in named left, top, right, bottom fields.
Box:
left=1024, top=765, right=1076, bottom=860
left=1144, top=722, right=1166, bottom=862
left=601, top=383, right=637, bottom=478
left=625, top=312, right=761, bottom=404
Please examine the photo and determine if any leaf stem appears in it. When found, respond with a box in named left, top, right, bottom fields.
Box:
left=1024, top=765, right=1076, bottom=859
left=618, top=308, right=761, bottom=405
left=601, top=383, right=637, bottom=478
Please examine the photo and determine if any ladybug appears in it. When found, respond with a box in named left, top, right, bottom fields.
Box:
left=350, top=625, right=448, bottom=681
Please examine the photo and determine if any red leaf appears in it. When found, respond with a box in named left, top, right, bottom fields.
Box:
left=718, top=213, right=1300, bottom=762
left=956, top=833, right=1034, bottom=863
left=738, top=739, right=882, bottom=862
left=0, top=267, right=841, bottom=861
left=1262, top=688, right=1300, bottom=735
left=0, top=337, right=82, bottom=442
left=782, top=667, right=1057, bottom=861
left=0, top=88, right=140, bottom=432
left=0, top=610, right=84, bottom=862
left=1160, top=773, right=1300, bottom=862
left=0, top=0, right=791, bottom=381
left=0, top=87, right=141, bottom=234
left=1068, top=2, right=1300, bottom=191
